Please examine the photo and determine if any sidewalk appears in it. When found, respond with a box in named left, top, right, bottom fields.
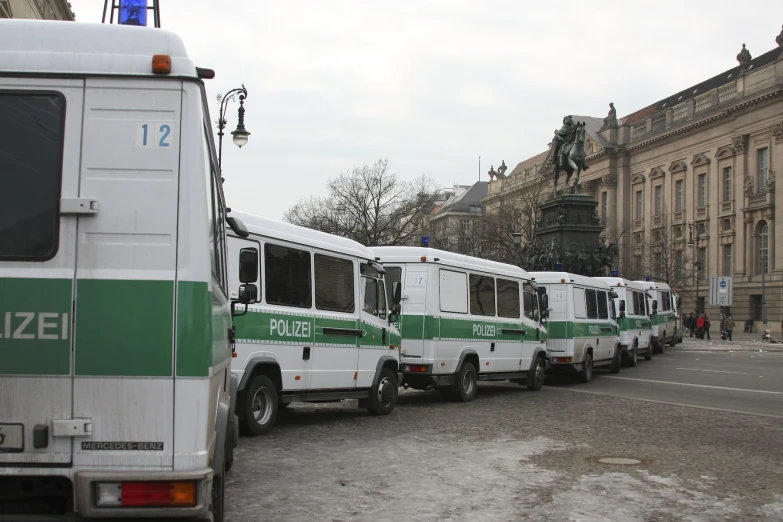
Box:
left=673, top=336, right=783, bottom=352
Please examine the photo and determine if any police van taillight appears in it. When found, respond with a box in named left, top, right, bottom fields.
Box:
left=95, top=481, right=196, bottom=507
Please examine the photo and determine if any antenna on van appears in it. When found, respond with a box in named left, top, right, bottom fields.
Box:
left=102, top=0, right=161, bottom=28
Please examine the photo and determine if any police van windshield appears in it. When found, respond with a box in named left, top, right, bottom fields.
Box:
left=0, top=93, right=65, bottom=261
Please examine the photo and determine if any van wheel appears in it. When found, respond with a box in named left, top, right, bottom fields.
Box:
left=610, top=346, right=621, bottom=374
left=455, top=362, right=478, bottom=402
left=527, top=357, right=546, bottom=391
left=644, top=340, right=653, bottom=361
left=367, top=368, right=398, bottom=415
left=578, top=353, right=593, bottom=383
left=243, top=375, right=278, bottom=436
left=210, top=459, right=225, bottom=522
left=628, top=344, right=638, bottom=367
left=668, top=332, right=677, bottom=347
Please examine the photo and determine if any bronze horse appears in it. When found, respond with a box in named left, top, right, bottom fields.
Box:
left=553, top=121, right=588, bottom=194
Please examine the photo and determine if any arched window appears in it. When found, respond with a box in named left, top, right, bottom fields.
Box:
left=757, top=221, right=769, bottom=275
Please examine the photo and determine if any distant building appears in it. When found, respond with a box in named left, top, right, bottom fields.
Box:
left=430, top=182, right=489, bottom=252
left=0, top=0, right=75, bottom=20
left=485, top=28, right=783, bottom=331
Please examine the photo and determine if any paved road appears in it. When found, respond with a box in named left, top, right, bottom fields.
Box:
left=546, top=350, right=783, bottom=417
left=226, top=351, right=783, bottom=521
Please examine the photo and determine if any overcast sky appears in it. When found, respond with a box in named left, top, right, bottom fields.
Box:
left=70, top=1, right=781, bottom=220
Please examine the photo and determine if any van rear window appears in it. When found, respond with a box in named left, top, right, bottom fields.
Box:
left=0, top=93, right=65, bottom=261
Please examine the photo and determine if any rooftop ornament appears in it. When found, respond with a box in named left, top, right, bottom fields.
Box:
left=737, top=43, right=752, bottom=71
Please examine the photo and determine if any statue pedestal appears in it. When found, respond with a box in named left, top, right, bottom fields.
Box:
left=535, top=194, right=603, bottom=274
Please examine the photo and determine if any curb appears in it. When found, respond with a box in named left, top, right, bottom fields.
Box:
left=671, top=345, right=783, bottom=353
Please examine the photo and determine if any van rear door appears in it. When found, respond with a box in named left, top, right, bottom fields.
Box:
left=0, top=79, right=84, bottom=465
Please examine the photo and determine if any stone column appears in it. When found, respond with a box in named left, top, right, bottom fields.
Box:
left=601, top=172, right=619, bottom=238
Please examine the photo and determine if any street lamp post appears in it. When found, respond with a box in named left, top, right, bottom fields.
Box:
left=688, top=222, right=702, bottom=314
left=512, top=232, right=523, bottom=266
left=216, top=85, right=250, bottom=180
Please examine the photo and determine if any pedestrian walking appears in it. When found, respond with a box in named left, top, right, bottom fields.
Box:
left=724, top=315, right=734, bottom=342
left=688, top=312, right=697, bottom=338
left=704, top=314, right=711, bottom=340
left=696, top=314, right=705, bottom=339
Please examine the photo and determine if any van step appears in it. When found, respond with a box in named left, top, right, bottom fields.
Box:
left=478, top=372, right=527, bottom=382
left=281, top=389, right=370, bottom=402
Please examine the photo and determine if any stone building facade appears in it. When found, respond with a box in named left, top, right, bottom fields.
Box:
left=0, top=0, right=74, bottom=20
left=484, top=30, right=783, bottom=332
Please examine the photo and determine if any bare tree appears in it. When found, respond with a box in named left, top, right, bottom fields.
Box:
left=633, top=207, right=695, bottom=299
left=284, top=159, right=440, bottom=246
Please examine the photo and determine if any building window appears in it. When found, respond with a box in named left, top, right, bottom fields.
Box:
left=758, top=148, right=769, bottom=193
left=698, top=173, right=707, bottom=208
left=722, top=218, right=732, bottom=232
left=698, top=247, right=707, bottom=273
left=722, top=166, right=732, bottom=202
left=698, top=222, right=707, bottom=235
left=758, top=221, right=769, bottom=275
left=654, top=185, right=663, bottom=216
left=674, top=226, right=683, bottom=239
left=601, top=191, right=607, bottom=221
left=635, top=190, right=643, bottom=221
left=723, top=244, right=732, bottom=276
left=675, top=250, right=684, bottom=279
left=675, top=180, right=684, bottom=212
left=633, top=254, right=642, bottom=279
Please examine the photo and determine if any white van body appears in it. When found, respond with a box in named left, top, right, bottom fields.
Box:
left=227, top=212, right=401, bottom=435
left=672, top=290, right=684, bottom=343
left=370, top=247, right=548, bottom=401
left=0, top=20, right=236, bottom=519
left=638, top=281, right=677, bottom=352
left=596, top=277, right=654, bottom=365
left=529, top=272, right=621, bottom=382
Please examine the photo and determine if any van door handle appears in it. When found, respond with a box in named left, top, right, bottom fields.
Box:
left=303, top=347, right=310, bottom=360
left=322, top=327, right=363, bottom=337
left=501, top=329, right=525, bottom=335
left=491, top=342, right=495, bottom=352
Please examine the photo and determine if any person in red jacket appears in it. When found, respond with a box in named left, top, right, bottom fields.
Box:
left=696, top=314, right=706, bottom=340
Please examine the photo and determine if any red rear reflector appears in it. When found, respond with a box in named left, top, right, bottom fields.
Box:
left=554, top=357, right=572, bottom=363
left=409, top=365, right=428, bottom=373
left=120, top=481, right=196, bottom=507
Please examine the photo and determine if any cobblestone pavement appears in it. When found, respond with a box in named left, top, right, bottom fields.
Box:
left=225, top=362, right=783, bottom=522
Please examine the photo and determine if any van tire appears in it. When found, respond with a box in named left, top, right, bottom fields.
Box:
left=610, top=346, right=621, bottom=374
left=243, top=375, right=278, bottom=436
left=644, top=339, right=653, bottom=361
left=210, top=459, right=225, bottom=522
left=455, top=362, right=478, bottom=402
left=527, top=356, right=546, bottom=391
left=578, top=353, right=593, bottom=383
left=367, top=368, right=398, bottom=415
left=628, top=343, right=638, bottom=367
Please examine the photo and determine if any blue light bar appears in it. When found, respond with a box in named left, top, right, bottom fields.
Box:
left=421, top=236, right=429, bottom=248
left=119, top=0, right=148, bottom=26
left=645, top=275, right=652, bottom=282
left=611, top=270, right=619, bottom=277
left=555, top=263, right=564, bottom=271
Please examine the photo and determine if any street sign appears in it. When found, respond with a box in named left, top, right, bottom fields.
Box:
left=708, top=276, right=733, bottom=306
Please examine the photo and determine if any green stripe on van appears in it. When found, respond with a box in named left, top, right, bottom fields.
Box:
left=0, top=277, right=72, bottom=376
left=651, top=312, right=675, bottom=326
left=75, top=279, right=174, bottom=376
left=395, top=314, right=545, bottom=342
left=543, top=320, right=618, bottom=340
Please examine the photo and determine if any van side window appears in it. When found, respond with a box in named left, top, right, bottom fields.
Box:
left=596, top=290, right=609, bottom=319
left=573, top=288, right=587, bottom=319
left=315, top=254, right=354, bottom=313
left=0, top=93, right=65, bottom=261
left=440, top=269, right=468, bottom=314
left=469, top=275, right=496, bottom=316
left=265, top=244, right=312, bottom=308
left=496, top=279, right=520, bottom=318
left=585, top=289, right=599, bottom=319
left=661, top=292, right=671, bottom=312
left=523, top=292, right=539, bottom=322
left=384, top=266, right=402, bottom=307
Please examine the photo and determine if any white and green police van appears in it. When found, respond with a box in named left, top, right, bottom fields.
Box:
left=370, top=247, right=549, bottom=402
left=0, top=19, right=245, bottom=521
left=639, top=280, right=677, bottom=353
left=597, top=277, right=654, bottom=365
left=227, top=212, right=402, bottom=435
left=529, top=272, right=621, bottom=382
left=672, top=289, right=684, bottom=343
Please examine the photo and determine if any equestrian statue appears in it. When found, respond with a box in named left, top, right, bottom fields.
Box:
left=552, top=115, right=589, bottom=194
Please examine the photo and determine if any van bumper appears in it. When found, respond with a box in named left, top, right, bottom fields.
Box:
left=0, top=468, right=214, bottom=522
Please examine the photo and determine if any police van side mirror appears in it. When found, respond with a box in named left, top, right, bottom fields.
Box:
left=392, top=281, right=402, bottom=304
left=239, top=248, right=259, bottom=283
left=227, top=216, right=249, bottom=238
left=618, top=300, right=626, bottom=319
left=540, top=294, right=549, bottom=319
left=651, top=300, right=658, bottom=315
left=238, top=284, right=257, bottom=304
left=389, top=302, right=401, bottom=324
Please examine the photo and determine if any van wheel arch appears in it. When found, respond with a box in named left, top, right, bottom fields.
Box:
left=238, top=358, right=282, bottom=423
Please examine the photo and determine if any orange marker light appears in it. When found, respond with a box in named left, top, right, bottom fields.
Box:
left=170, top=482, right=197, bottom=507
left=152, top=54, right=171, bottom=74
left=295, top=375, right=301, bottom=381
left=420, top=256, right=427, bottom=262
